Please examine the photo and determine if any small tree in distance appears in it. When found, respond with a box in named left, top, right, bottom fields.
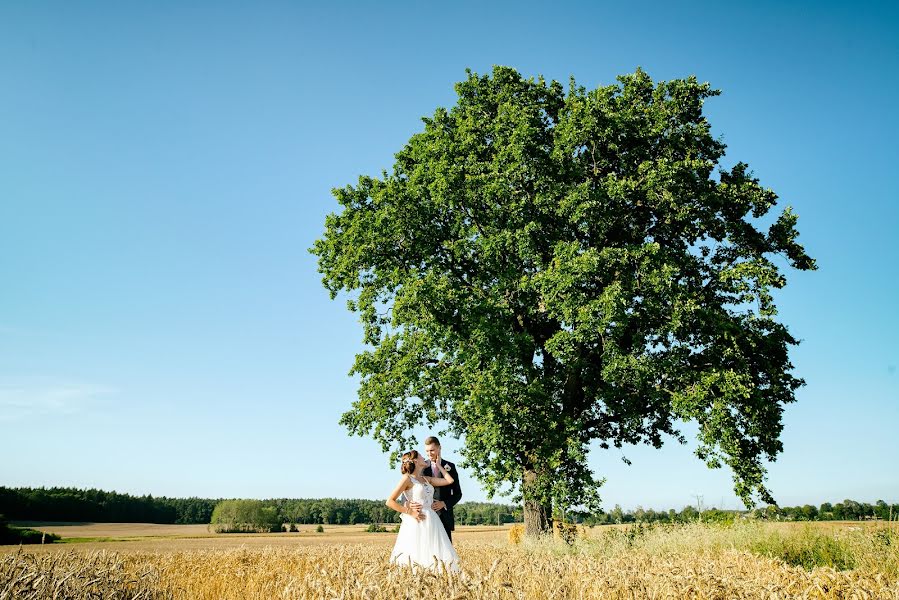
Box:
left=209, top=500, right=281, bottom=533
left=313, top=66, right=815, bottom=535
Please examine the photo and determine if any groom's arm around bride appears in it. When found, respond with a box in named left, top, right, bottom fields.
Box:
left=424, top=436, right=462, bottom=543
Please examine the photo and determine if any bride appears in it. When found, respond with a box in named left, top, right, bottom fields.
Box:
left=385, top=449, right=460, bottom=572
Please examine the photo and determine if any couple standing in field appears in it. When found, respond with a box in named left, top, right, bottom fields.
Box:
left=385, top=436, right=463, bottom=572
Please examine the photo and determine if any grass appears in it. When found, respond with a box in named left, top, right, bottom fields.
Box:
left=747, top=524, right=859, bottom=570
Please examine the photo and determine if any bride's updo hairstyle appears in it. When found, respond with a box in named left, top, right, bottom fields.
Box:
left=400, top=450, right=419, bottom=475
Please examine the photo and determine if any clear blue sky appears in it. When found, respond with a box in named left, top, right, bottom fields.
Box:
left=1, top=0, right=896, bottom=512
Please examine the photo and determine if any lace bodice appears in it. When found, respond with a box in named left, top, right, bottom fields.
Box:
left=408, top=476, right=434, bottom=509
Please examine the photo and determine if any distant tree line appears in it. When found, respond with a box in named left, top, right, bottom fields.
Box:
left=267, top=497, right=400, bottom=525
left=4, top=487, right=894, bottom=526
left=0, top=487, right=217, bottom=524
left=255, top=498, right=523, bottom=526
left=0, top=487, right=521, bottom=526
left=571, top=504, right=739, bottom=525
left=455, top=502, right=522, bottom=525
left=749, top=499, right=899, bottom=522
left=569, top=499, right=899, bottom=525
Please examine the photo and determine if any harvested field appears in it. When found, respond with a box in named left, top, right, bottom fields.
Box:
left=3, top=523, right=509, bottom=552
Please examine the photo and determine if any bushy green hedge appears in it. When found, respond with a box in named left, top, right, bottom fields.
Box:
left=0, top=516, right=60, bottom=545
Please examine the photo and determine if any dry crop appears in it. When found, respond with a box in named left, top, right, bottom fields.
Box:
left=2, top=522, right=899, bottom=599
left=0, top=548, right=168, bottom=599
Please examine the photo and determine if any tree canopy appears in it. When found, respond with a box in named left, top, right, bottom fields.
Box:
left=312, top=66, right=815, bottom=534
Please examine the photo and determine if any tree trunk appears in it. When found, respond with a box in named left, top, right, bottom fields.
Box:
left=522, top=469, right=552, bottom=536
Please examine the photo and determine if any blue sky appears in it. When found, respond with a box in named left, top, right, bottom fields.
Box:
left=1, top=0, right=896, bottom=511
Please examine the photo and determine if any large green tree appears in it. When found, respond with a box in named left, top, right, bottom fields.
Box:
left=312, top=66, right=815, bottom=535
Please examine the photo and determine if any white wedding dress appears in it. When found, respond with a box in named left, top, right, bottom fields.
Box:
left=389, top=476, right=460, bottom=572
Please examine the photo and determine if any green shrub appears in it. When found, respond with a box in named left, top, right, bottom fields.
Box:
left=700, top=509, right=737, bottom=524
left=750, top=527, right=856, bottom=570
left=0, top=517, right=60, bottom=545
left=209, top=500, right=282, bottom=533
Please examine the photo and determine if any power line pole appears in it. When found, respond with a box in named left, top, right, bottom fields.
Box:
left=693, top=494, right=705, bottom=522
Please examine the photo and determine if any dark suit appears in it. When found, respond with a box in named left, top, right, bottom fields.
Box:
left=426, top=459, right=462, bottom=542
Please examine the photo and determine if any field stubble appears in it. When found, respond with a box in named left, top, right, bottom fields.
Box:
left=2, top=521, right=898, bottom=599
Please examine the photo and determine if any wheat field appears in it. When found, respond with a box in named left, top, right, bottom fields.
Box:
left=2, top=521, right=898, bottom=599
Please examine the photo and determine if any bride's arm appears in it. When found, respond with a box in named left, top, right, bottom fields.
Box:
left=385, top=475, right=418, bottom=516
left=425, top=462, right=455, bottom=487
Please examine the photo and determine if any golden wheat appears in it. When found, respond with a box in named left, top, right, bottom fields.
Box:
left=3, top=522, right=899, bottom=599
left=0, top=547, right=168, bottom=600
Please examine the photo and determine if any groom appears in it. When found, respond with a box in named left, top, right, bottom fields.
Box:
left=409, top=436, right=462, bottom=542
